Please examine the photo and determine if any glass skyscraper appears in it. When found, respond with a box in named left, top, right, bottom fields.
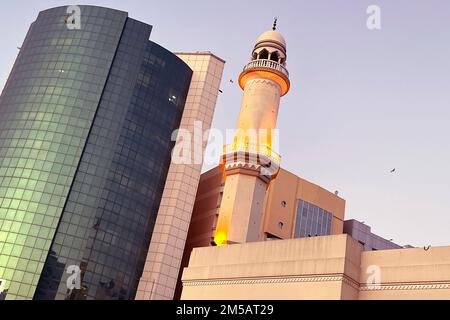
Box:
left=0, top=5, right=193, bottom=300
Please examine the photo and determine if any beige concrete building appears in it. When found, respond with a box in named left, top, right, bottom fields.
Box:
left=180, top=165, right=345, bottom=255
left=181, top=234, right=450, bottom=300
left=136, top=53, right=225, bottom=300
left=178, top=162, right=450, bottom=300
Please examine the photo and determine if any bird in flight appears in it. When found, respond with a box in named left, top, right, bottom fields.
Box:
left=390, top=168, right=396, bottom=173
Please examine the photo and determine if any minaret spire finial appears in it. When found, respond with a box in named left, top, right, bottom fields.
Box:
left=272, top=17, right=277, bottom=31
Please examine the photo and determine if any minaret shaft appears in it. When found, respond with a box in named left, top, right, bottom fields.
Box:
left=215, top=173, right=267, bottom=244
left=235, top=77, right=281, bottom=148
left=214, top=28, right=290, bottom=245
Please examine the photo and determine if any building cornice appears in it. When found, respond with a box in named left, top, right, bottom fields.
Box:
left=183, top=274, right=450, bottom=292
left=360, top=281, right=450, bottom=291
left=183, top=273, right=359, bottom=289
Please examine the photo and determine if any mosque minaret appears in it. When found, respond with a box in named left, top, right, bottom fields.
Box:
left=214, top=21, right=290, bottom=245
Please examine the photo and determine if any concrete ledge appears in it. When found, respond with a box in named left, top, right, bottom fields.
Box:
left=181, top=234, right=450, bottom=300
left=181, top=234, right=361, bottom=299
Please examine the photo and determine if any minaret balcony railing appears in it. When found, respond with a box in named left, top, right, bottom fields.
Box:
left=242, top=59, right=289, bottom=78
left=223, top=142, right=281, bottom=164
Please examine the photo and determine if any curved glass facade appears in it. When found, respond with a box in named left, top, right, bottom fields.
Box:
left=0, top=6, right=192, bottom=300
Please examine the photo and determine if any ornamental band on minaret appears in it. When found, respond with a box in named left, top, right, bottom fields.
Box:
left=214, top=22, right=290, bottom=246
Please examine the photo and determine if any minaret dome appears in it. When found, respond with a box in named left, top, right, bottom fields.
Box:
left=252, top=30, right=287, bottom=65
left=239, top=27, right=290, bottom=96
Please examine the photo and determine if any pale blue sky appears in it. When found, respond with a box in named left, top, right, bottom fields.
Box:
left=1, top=1, right=449, bottom=247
